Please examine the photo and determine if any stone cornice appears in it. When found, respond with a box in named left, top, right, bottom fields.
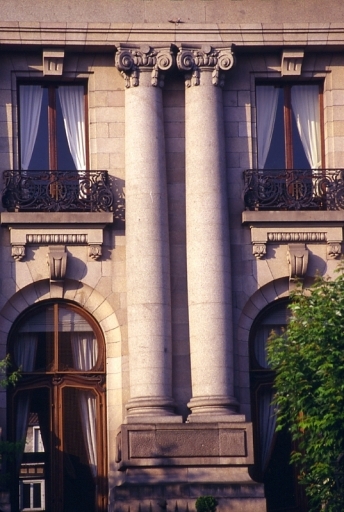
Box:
left=1, top=23, right=344, bottom=49
left=115, top=44, right=174, bottom=87
left=177, top=45, right=235, bottom=87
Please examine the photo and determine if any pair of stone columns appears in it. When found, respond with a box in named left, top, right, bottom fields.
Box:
left=115, top=44, right=241, bottom=423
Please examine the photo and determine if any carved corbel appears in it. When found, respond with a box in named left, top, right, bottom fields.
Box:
left=48, top=246, right=67, bottom=281
left=89, top=244, right=102, bottom=261
left=287, top=243, right=308, bottom=281
left=252, top=243, right=266, bottom=259
left=327, top=242, right=342, bottom=260
left=115, top=45, right=174, bottom=88
left=176, top=45, right=235, bottom=87
left=12, top=245, right=25, bottom=261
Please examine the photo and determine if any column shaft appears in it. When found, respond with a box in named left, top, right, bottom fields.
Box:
left=120, top=58, right=179, bottom=421
left=182, top=58, right=241, bottom=421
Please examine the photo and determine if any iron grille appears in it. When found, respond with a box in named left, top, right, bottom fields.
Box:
left=243, top=169, right=344, bottom=211
left=2, top=170, right=114, bottom=212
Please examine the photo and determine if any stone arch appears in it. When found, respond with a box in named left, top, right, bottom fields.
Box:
left=0, top=278, right=123, bottom=440
left=235, top=277, right=289, bottom=420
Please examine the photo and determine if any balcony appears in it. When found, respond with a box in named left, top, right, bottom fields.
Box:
left=243, top=169, right=344, bottom=211
left=2, top=170, right=114, bottom=212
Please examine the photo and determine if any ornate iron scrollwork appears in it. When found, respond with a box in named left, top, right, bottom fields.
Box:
left=243, top=169, right=344, bottom=211
left=2, top=170, right=114, bottom=212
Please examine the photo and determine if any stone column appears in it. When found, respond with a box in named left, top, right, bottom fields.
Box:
left=115, top=45, right=181, bottom=422
left=177, top=45, right=242, bottom=421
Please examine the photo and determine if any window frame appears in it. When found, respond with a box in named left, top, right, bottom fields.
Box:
left=255, top=80, right=325, bottom=170
left=8, top=300, right=107, bottom=512
left=17, top=80, right=89, bottom=171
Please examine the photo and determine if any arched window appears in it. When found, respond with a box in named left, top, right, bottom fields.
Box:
left=249, top=300, right=307, bottom=512
left=8, top=301, right=107, bottom=512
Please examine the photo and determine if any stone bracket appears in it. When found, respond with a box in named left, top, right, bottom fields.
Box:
left=117, top=423, right=254, bottom=469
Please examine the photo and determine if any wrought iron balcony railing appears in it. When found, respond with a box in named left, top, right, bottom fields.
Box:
left=2, top=170, right=114, bottom=212
left=243, top=169, right=344, bottom=211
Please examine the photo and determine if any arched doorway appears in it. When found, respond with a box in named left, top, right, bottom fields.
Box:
left=8, top=300, right=107, bottom=512
left=249, top=300, right=307, bottom=512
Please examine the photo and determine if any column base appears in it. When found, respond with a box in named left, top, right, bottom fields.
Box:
left=187, top=395, right=241, bottom=422
left=125, top=396, right=183, bottom=423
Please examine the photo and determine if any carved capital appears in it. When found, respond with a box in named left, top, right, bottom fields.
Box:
left=48, top=246, right=67, bottom=281
left=115, top=45, right=174, bottom=88
left=12, top=245, right=25, bottom=261
left=252, top=243, right=266, bottom=259
left=177, top=45, right=235, bottom=87
left=287, top=243, right=308, bottom=280
left=327, top=242, right=342, bottom=260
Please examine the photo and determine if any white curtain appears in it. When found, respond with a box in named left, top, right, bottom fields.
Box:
left=254, top=327, right=271, bottom=369
left=291, top=85, right=321, bottom=169
left=256, top=86, right=279, bottom=169
left=19, top=85, right=43, bottom=170
left=71, top=332, right=98, bottom=478
left=71, top=332, right=98, bottom=371
left=260, top=387, right=277, bottom=472
left=79, top=391, right=97, bottom=478
left=58, top=85, right=86, bottom=171
left=14, top=333, right=37, bottom=372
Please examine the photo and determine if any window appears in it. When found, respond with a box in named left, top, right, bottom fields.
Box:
left=256, top=83, right=323, bottom=170
left=19, top=83, right=87, bottom=171
left=9, top=301, right=107, bottom=512
left=249, top=301, right=307, bottom=512
left=19, top=480, right=45, bottom=511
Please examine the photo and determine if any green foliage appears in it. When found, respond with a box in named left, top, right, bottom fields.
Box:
left=267, top=267, right=344, bottom=511
left=0, top=355, right=21, bottom=489
left=195, top=496, right=218, bottom=512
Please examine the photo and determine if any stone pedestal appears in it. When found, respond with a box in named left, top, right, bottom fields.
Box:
left=112, top=422, right=266, bottom=512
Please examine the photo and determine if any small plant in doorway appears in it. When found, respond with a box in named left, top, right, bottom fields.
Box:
left=195, top=496, right=218, bottom=512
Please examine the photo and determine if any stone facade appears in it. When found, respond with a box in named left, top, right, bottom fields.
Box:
left=0, top=1, right=344, bottom=511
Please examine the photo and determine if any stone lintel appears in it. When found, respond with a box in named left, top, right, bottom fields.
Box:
left=242, top=212, right=343, bottom=260
left=1, top=212, right=113, bottom=261
left=117, top=423, right=254, bottom=469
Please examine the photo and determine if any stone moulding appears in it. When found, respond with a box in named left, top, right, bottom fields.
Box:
left=1, top=23, right=344, bottom=49
left=116, top=423, right=254, bottom=469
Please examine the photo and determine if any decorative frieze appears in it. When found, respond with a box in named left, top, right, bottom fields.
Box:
left=267, top=232, right=326, bottom=243
left=115, top=45, right=174, bottom=88
left=27, top=234, right=88, bottom=244
left=177, top=45, right=235, bottom=87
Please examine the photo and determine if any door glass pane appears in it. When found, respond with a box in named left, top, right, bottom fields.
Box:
left=15, top=307, right=54, bottom=372
left=263, top=88, right=285, bottom=169
left=56, top=90, right=76, bottom=171
left=17, top=388, right=49, bottom=511
left=58, top=307, right=98, bottom=371
left=62, top=387, right=95, bottom=512
left=291, top=109, right=310, bottom=169
left=27, top=87, right=49, bottom=171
